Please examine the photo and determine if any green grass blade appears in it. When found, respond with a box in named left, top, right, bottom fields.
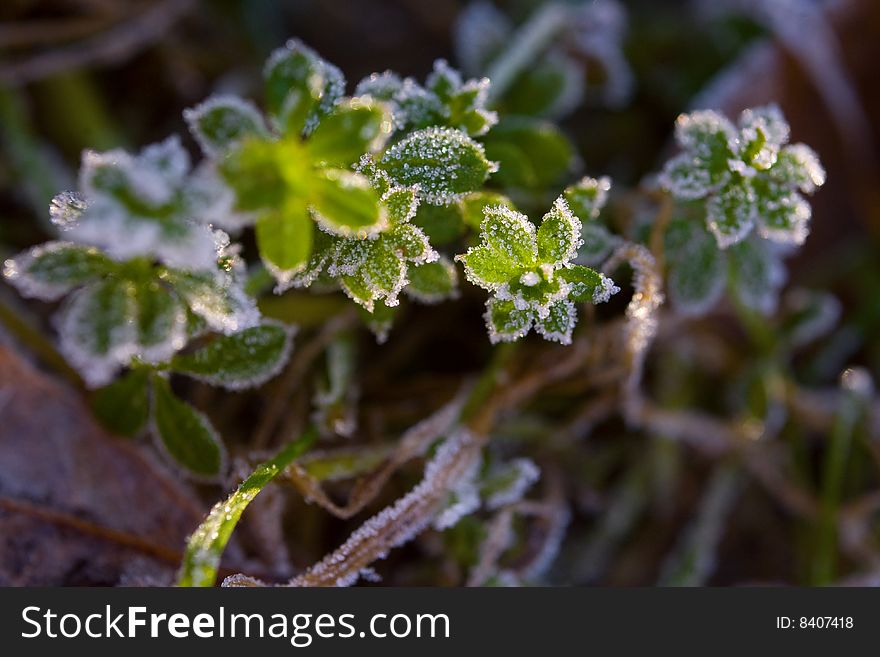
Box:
left=177, top=427, right=318, bottom=587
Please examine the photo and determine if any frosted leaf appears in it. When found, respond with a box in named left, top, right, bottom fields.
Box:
left=183, top=95, right=268, bottom=157
left=381, top=186, right=420, bottom=224
left=405, top=257, right=459, bottom=304
left=186, top=163, right=254, bottom=232
left=480, top=205, right=538, bottom=268
left=485, top=297, right=534, bottom=344
left=354, top=71, right=403, bottom=101
left=357, top=241, right=409, bottom=309
left=138, top=136, right=192, bottom=193
left=456, top=203, right=537, bottom=291
left=483, top=458, right=541, bottom=510
left=162, top=269, right=261, bottom=335
left=558, top=264, right=617, bottom=304
left=3, top=241, right=114, bottom=301
left=309, top=168, right=387, bottom=237
left=728, top=238, right=786, bottom=315
left=49, top=191, right=86, bottom=230
left=133, top=279, right=188, bottom=365
left=536, top=196, right=582, bottom=266
left=264, top=39, right=345, bottom=135
left=675, top=110, right=737, bottom=161
left=379, top=127, right=497, bottom=204
left=426, top=59, right=464, bottom=99
left=453, top=1, right=513, bottom=75
left=535, top=298, right=577, bottom=344
left=770, top=143, right=827, bottom=194
left=387, top=222, right=436, bottom=265
left=56, top=279, right=138, bottom=388
left=753, top=186, right=811, bottom=246
left=306, top=96, right=393, bottom=167
left=72, top=136, right=221, bottom=272
left=738, top=104, right=790, bottom=170
left=665, top=219, right=727, bottom=316
left=659, top=153, right=718, bottom=200
left=171, top=322, right=294, bottom=391
left=335, top=234, right=411, bottom=312
left=564, top=176, right=611, bottom=220
left=705, top=183, right=756, bottom=248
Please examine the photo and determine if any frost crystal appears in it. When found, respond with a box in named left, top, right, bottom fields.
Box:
left=660, top=105, right=825, bottom=249
left=484, top=458, right=541, bottom=510
left=457, top=196, right=616, bottom=344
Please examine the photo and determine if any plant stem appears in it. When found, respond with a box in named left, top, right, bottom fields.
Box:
left=459, top=341, right=518, bottom=431
left=486, top=3, right=570, bottom=103
left=810, top=389, right=863, bottom=585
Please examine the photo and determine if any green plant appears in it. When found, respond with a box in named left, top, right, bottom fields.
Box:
left=2, top=11, right=834, bottom=586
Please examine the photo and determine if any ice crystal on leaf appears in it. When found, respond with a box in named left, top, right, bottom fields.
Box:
left=659, top=105, right=825, bottom=249
left=457, top=197, right=618, bottom=344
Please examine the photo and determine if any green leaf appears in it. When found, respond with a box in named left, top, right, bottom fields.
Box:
left=564, top=176, right=610, bottom=221
left=665, top=219, right=727, bottom=316
left=752, top=178, right=810, bottom=246
left=738, top=105, right=789, bottom=170
left=58, top=278, right=137, bottom=387
left=537, top=197, right=581, bottom=266
left=3, top=241, right=114, bottom=301
left=133, top=279, right=187, bottom=363
left=406, top=257, right=458, bottom=303
left=379, top=127, right=496, bottom=203
left=170, top=322, right=293, bottom=390
left=92, top=368, right=151, bottom=437
left=412, top=202, right=464, bottom=245
left=558, top=265, right=611, bottom=303
left=264, top=41, right=338, bottom=135
left=458, top=192, right=515, bottom=231
left=255, top=203, right=314, bottom=276
left=728, top=239, right=784, bottom=315
left=705, top=183, right=755, bottom=248
left=387, top=222, right=434, bottom=262
left=161, top=269, right=260, bottom=335
left=310, top=169, right=385, bottom=236
left=177, top=428, right=317, bottom=587
left=184, top=95, right=268, bottom=157
left=673, top=110, right=737, bottom=184
left=151, top=374, right=225, bottom=478
left=476, top=204, right=538, bottom=269
left=485, top=298, right=533, bottom=344
left=769, top=144, right=826, bottom=194
left=535, top=299, right=577, bottom=344
left=381, top=186, right=419, bottom=224
left=482, top=117, right=574, bottom=189
left=502, top=55, right=582, bottom=118
left=219, top=138, right=288, bottom=211
left=306, top=97, right=391, bottom=167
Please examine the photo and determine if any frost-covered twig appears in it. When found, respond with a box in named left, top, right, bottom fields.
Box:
left=602, top=243, right=664, bottom=422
